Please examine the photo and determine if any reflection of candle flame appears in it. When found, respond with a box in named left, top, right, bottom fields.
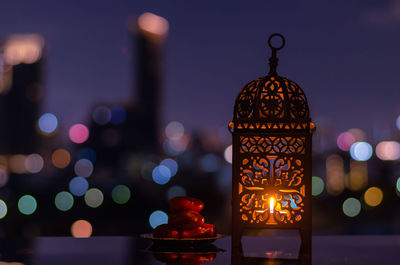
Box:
left=269, top=197, right=275, bottom=213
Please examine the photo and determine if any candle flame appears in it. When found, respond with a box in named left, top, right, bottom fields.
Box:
left=269, top=197, right=275, bottom=213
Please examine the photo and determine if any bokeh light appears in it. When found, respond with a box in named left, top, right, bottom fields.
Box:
left=312, top=176, right=325, bottom=196
left=348, top=128, right=366, bottom=142
left=4, top=34, right=44, bottom=65
left=336, top=132, right=355, bottom=151
left=38, top=113, right=58, bottom=134
left=342, top=197, right=361, bottom=217
left=77, top=147, right=96, bottom=163
left=111, top=106, right=127, bottom=125
left=152, top=165, right=171, bottom=185
left=84, top=188, right=104, bottom=208
left=350, top=142, right=373, bottom=161
left=138, top=12, right=169, bottom=36
left=92, top=105, right=111, bottom=125
left=9, top=154, right=26, bottom=174
left=69, top=124, right=89, bottom=144
left=165, top=121, right=184, bottom=140
left=149, top=210, right=168, bottom=229
left=200, top=153, right=221, bottom=172
left=69, top=176, right=89, bottom=197
left=397, top=177, right=400, bottom=193
left=18, top=195, right=37, bottom=215
left=0, top=200, right=7, bottom=219
left=25, top=153, right=44, bottom=173
left=112, top=185, right=131, bottom=205
left=364, top=187, right=383, bottom=207
left=71, top=220, right=92, bottom=238
left=396, top=115, right=400, bottom=131
left=74, top=159, right=94, bottom=178
left=224, top=145, right=233, bottom=164
left=375, top=141, right=400, bottom=161
left=164, top=137, right=189, bottom=156
left=160, top=158, right=178, bottom=176
left=0, top=166, right=9, bottom=188
left=167, top=185, right=187, bottom=200
left=51, top=149, right=71, bottom=168
left=55, top=191, right=74, bottom=211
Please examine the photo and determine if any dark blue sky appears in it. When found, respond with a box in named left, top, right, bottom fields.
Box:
left=1, top=0, right=399, bottom=141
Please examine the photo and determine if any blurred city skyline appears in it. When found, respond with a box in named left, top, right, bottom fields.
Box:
left=0, top=0, right=399, bottom=141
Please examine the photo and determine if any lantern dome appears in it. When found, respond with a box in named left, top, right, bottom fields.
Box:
left=230, top=34, right=313, bottom=132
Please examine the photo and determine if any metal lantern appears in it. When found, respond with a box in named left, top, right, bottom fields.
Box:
left=230, top=34, right=315, bottom=250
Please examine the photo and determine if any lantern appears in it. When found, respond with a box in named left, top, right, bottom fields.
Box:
left=230, top=34, right=315, bottom=251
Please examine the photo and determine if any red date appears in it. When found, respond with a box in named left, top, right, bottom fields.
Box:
left=169, top=211, right=204, bottom=230
left=169, top=197, right=204, bottom=213
left=153, top=224, right=179, bottom=238
left=180, top=223, right=215, bottom=238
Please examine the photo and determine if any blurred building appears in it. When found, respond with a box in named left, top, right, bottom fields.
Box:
left=0, top=34, right=44, bottom=154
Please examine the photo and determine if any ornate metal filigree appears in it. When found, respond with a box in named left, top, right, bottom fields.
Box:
left=233, top=76, right=310, bottom=130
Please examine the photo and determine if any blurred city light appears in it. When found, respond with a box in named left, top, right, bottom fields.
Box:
left=375, top=141, right=400, bottom=161
left=164, top=137, right=189, bottom=156
left=24, top=153, right=44, bottom=173
left=110, top=106, right=127, bottom=125
left=9, top=155, right=26, bottom=174
left=397, top=177, right=400, bottom=193
left=77, top=147, right=96, bottom=163
left=336, top=132, right=355, bottom=151
left=69, top=124, right=89, bottom=144
left=54, top=191, right=74, bottom=211
left=167, top=185, right=187, bottom=200
left=71, top=220, right=92, bottom=238
left=149, top=210, right=168, bottom=229
left=84, top=188, right=104, bottom=208
left=152, top=165, right=171, bottom=185
left=224, top=145, right=233, bottom=164
left=326, top=154, right=345, bottom=195
left=111, top=185, right=131, bottom=205
left=160, top=158, right=178, bottom=176
left=364, top=187, right=383, bottom=207
left=51, top=149, right=71, bottom=168
left=348, top=160, right=368, bottom=191
left=312, top=176, right=325, bottom=196
left=18, top=195, right=37, bottom=215
left=348, top=128, right=366, bottom=142
left=38, top=113, right=58, bottom=134
left=200, top=153, right=221, bottom=172
left=69, top=176, right=89, bottom=197
left=342, top=197, right=361, bottom=217
left=138, top=12, right=169, bottom=36
left=3, top=34, right=44, bottom=65
left=92, top=105, right=111, bottom=125
left=0, top=166, right=9, bottom=188
left=74, top=159, right=93, bottom=178
left=165, top=121, right=184, bottom=140
left=350, top=142, right=373, bottom=161
left=0, top=200, right=7, bottom=219
left=396, top=115, right=400, bottom=131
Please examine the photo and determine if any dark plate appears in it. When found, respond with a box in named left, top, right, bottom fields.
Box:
left=140, top=234, right=224, bottom=247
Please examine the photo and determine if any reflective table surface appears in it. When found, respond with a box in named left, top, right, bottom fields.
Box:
left=0, top=235, right=399, bottom=264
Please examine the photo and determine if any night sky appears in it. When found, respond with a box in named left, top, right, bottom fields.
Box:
left=1, top=0, right=399, bottom=141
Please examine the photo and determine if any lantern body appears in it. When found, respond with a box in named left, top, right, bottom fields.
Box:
left=230, top=75, right=314, bottom=248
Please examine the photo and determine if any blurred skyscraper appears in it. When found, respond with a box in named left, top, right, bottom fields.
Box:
left=0, top=34, right=44, bottom=154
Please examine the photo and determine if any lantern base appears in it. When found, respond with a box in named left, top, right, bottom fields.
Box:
left=232, top=227, right=311, bottom=264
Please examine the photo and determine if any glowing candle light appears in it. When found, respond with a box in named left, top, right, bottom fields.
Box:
left=269, top=197, right=275, bottom=213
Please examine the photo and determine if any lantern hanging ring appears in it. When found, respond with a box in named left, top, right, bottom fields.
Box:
left=268, top=33, right=285, bottom=50
left=267, top=33, right=285, bottom=76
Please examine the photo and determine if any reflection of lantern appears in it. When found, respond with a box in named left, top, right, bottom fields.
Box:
left=230, top=34, right=315, bottom=249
